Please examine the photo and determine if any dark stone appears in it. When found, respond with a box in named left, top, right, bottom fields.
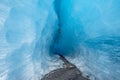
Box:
left=41, top=55, right=90, bottom=80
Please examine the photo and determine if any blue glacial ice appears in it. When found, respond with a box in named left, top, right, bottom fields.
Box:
left=0, top=0, right=120, bottom=80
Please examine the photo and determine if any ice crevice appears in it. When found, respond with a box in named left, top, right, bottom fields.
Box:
left=0, top=0, right=120, bottom=80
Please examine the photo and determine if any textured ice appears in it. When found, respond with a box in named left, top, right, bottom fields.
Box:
left=0, top=0, right=120, bottom=80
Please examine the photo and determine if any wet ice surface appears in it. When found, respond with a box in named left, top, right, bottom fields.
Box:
left=0, top=0, right=120, bottom=80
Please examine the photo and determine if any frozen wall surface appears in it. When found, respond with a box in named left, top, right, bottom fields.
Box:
left=0, top=0, right=120, bottom=80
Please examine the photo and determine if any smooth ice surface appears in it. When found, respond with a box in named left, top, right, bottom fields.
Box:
left=0, top=0, right=120, bottom=80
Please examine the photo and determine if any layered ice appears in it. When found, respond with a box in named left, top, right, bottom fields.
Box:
left=0, top=0, right=120, bottom=80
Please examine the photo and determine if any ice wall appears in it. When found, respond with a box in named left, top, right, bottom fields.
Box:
left=53, top=0, right=120, bottom=55
left=0, top=0, right=120, bottom=80
left=53, top=0, right=120, bottom=80
left=0, top=0, right=58, bottom=80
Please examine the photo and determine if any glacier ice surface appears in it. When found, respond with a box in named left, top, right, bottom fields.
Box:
left=0, top=0, right=120, bottom=80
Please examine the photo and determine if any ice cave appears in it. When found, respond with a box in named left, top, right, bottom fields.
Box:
left=0, top=0, right=120, bottom=80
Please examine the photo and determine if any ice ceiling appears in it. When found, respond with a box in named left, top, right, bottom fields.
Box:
left=0, top=0, right=120, bottom=80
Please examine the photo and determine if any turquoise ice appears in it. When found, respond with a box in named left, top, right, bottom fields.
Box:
left=0, top=0, right=120, bottom=80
